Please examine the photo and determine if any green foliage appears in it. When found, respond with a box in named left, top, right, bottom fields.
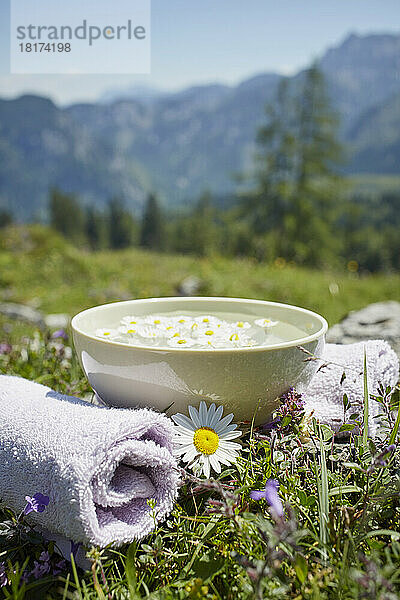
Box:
left=49, top=187, right=86, bottom=244
left=140, top=194, right=165, bottom=251
left=108, top=197, right=137, bottom=249
left=247, top=66, right=345, bottom=267
left=85, top=206, right=108, bottom=251
left=169, top=193, right=218, bottom=257
left=0, top=210, right=13, bottom=229
left=0, top=326, right=399, bottom=599
left=0, top=225, right=399, bottom=329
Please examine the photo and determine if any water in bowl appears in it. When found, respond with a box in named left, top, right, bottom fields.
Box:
left=94, top=310, right=307, bottom=349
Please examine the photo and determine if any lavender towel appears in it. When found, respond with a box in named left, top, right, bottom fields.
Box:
left=0, top=376, right=179, bottom=547
left=303, top=340, right=399, bottom=437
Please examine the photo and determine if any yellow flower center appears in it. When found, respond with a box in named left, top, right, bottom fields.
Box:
left=153, top=319, right=161, bottom=324
left=127, top=329, right=136, bottom=334
left=177, top=339, right=187, bottom=344
left=205, top=330, right=214, bottom=336
left=193, top=427, right=219, bottom=455
left=237, top=321, right=244, bottom=328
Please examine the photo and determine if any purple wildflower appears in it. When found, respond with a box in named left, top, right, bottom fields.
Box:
left=0, top=343, right=12, bottom=355
left=250, top=479, right=284, bottom=517
left=261, top=387, right=304, bottom=432
left=279, top=387, right=305, bottom=416
left=30, top=550, right=52, bottom=580
left=51, top=329, right=68, bottom=340
left=53, top=559, right=67, bottom=576
left=0, top=563, right=8, bottom=588
left=31, top=560, right=50, bottom=580
left=24, top=493, right=49, bottom=515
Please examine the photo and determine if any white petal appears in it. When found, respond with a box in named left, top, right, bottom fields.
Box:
left=171, top=413, right=196, bottom=431
left=209, top=405, right=224, bottom=429
left=213, top=450, right=234, bottom=466
left=220, top=430, right=242, bottom=440
left=188, top=405, right=202, bottom=428
left=209, top=453, right=222, bottom=473
left=206, top=403, right=216, bottom=427
left=220, top=423, right=238, bottom=433
left=174, top=443, right=194, bottom=456
left=199, top=401, right=208, bottom=425
left=201, top=455, right=211, bottom=478
left=219, top=440, right=242, bottom=452
left=173, top=425, right=195, bottom=438
left=183, top=446, right=198, bottom=462
left=214, top=413, right=234, bottom=434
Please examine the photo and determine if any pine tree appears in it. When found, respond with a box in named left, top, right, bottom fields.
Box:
left=190, top=192, right=216, bottom=257
left=85, top=206, right=108, bottom=250
left=0, top=210, right=13, bottom=229
left=49, top=188, right=85, bottom=243
left=108, top=197, right=134, bottom=249
left=140, top=194, right=165, bottom=250
left=250, top=65, right=344, bottom=266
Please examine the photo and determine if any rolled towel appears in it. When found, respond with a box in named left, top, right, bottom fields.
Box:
left=0, top=375, right=180, bottom=547
left=303, top=340, right=399, bottom=436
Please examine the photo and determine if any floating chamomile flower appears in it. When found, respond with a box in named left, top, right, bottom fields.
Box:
left=144, top=315, right=167, bottom=326
left=234, top=320, right=251, bottom=330
left=172, top=401, right=242, bottom=478
left=167, top=336, right=196, bottom=348
left=120, top=316, right=143, bottom=326
left=136, top=325, right=162, bottom=339
left=255, top=318, right=278, bottom=328
left=95, top=328, right=120, bottom=340
left=118, top=324, right=138, bottom=336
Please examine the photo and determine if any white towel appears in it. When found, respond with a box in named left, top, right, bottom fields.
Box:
left=0, top=376, right=180, bottom=547
left=303, top=340, right=399, bottom=437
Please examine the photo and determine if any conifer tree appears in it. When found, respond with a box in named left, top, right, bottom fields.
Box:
left=49, top=188, right=85, bottom=243
left=251, top=65, right=344, bottom=265
left=108, top=197, right=134, bottom=249
left=85, top=206, right=108, bottom=250
left=140, top=193, right=165, bottom=250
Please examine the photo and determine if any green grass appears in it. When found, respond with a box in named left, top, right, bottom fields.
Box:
left=0, top=331, right=399, bottom=599
left=1, top=225, right=399, bottom=327
left=1, top=225, right=400, bottom=599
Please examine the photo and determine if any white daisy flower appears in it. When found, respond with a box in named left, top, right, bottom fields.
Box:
left=233, top=320, right=251, bottom=330
left=120, top=316, right=143, bottom=327
left=143, top=315, right=168, bottom=327
left=194, top=315, right=220, bottom=326
left=118, top=324, right=138, bottom=336
left=95, top=327, right=120, bottom=340
left=136, top=325, right=163, bottom=339
left=254, top=318, right=278, bottom=328
left=167, top=336, right=196, bottom=348
left=172, top=401, right=242, bottom=478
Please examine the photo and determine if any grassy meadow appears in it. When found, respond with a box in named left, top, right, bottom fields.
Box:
left=1, top=225, right=399, bottom=327
left=0, top=224, right=400, bottom=599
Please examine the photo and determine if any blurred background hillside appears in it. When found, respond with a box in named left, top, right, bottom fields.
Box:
left=0, top=1, right=399, bottom=322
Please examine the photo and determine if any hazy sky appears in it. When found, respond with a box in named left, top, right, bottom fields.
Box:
left=1, top=0, right=399, bottom=105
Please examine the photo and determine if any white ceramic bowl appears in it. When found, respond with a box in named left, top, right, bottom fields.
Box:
left=71, top=297, right=327, bottom=424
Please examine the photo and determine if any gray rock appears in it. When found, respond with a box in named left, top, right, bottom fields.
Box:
left=326, top=301, right=400, bottom=358
left=0, top=302, right=45, bottom=328
left=44, top=314, right=69, bottom=329
left=178, top=276, right=202, bottom=296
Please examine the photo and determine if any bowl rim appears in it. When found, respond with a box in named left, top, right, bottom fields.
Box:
left=71, top=296, right=328, bottom=354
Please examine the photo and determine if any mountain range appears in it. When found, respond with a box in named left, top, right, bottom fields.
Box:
left=1, top=32, right=400, bottom=220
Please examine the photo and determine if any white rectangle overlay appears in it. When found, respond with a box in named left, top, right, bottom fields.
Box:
left=10, top=0, right=150, bottom=74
